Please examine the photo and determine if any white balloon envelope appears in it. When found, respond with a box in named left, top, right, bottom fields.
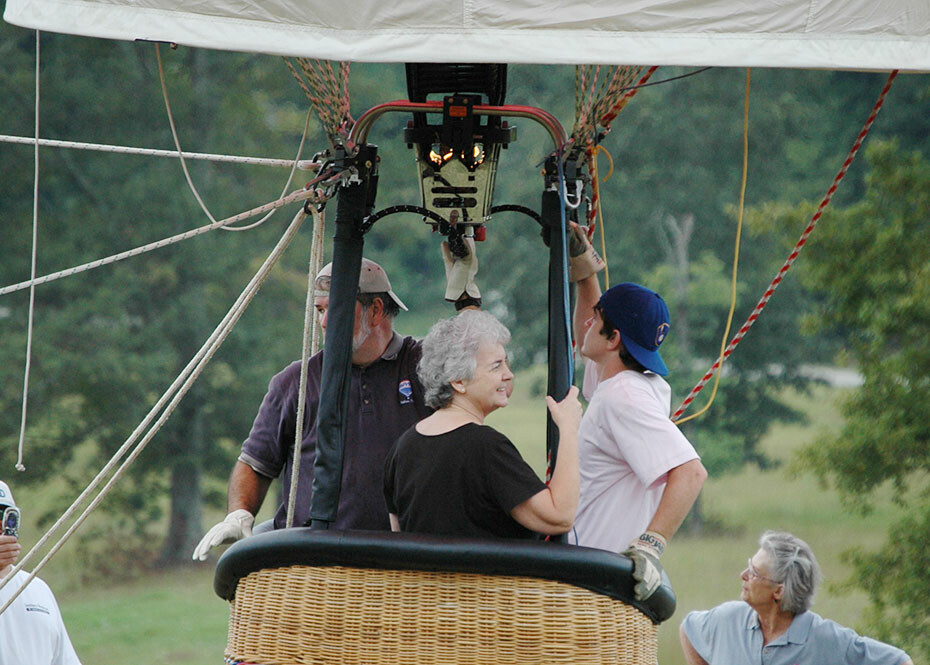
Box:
left=4, top=0, right=930, bottom=71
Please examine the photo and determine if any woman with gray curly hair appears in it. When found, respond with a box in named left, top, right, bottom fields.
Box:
left=383, top=310, right=582, bottom=539
left=680, top=530, right=912, bottom=665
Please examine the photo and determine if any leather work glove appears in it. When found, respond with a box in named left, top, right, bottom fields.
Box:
left=622, top=530, right=667, bottom=601
left=192, top=509, right=254, bottom=561
left=441, top=237, right=481, bottom=302
left=568, top=223, right=605, bottom=282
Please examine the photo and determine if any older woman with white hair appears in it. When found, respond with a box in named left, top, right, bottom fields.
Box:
left=383, top=310, right=582, bottom=539
left=680, top=530, right=913, bottom=665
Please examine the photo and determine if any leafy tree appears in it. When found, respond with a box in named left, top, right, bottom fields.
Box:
left=643, top=70, right=930, bottom=506
left=0, top=28, right=321, bottom=566
left=788, top=139, right=930, bottom=660
left=641, top=210, right=808, bottom=533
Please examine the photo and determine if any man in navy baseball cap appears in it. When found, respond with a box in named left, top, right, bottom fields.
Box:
left=597, top=282, right=671, bottom=376
left=567, top=223, right=706, bottom=605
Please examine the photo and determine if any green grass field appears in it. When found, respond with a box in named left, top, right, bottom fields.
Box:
left=15, top=374, right=909, bottom=664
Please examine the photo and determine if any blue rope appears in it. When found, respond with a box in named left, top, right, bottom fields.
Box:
left=555, top=154, right=575, bottom=386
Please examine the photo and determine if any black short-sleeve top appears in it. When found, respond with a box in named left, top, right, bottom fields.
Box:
left=384, top=423, right=547, bottom=539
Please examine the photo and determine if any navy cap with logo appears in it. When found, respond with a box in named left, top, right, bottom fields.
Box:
left=598, top=282, right=671, bottom=376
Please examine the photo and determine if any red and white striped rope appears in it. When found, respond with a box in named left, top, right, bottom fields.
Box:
left=671, top=69, right=898, bottom=422
left=573, top=65, right=654, bottom=147
left=599, top=66, right=659, bottom=129
left=287, top=58, right=353, bottom=140
left=586, top=144, right=599, bottom=226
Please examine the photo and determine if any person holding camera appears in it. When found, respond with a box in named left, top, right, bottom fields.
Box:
left=0, top=480, right=82, bottom=665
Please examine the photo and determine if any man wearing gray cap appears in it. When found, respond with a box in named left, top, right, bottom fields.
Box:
left=195, top=252, right=478, bottom=560
left=0, top=480, right=83, bottom=665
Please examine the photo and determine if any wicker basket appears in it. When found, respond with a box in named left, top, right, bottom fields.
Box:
left=225, top=564, right=658, bottom=665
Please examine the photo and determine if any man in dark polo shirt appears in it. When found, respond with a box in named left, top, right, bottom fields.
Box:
left=194, top=250, right=480, bottom=561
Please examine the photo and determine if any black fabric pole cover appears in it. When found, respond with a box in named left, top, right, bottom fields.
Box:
left=309, top=177, right=369, bottom=528
left=541, top=188, right=572, bottom=472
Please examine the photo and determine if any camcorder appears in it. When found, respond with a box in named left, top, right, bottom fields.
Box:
left=1, top=505, right=19, bottom=538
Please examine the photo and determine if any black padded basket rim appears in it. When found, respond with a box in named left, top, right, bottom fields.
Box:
left=214, top=528, right=676, bottom=624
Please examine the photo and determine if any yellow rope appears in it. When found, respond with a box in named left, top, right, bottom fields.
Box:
left=596, top=144, right=614, bottom=181
left=676, top=68, right=751, bottom=425
left=589, top=145, right=613, bottom=287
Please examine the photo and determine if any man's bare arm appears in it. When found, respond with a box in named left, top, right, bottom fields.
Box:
left=193, top=461, right=273, bottom=561
left=623, top=459, right=705, bottom=601
left=227, top=460, right=273, bottom=515
left=647, top=459, right=707, bottom=540
left=573, top=274, right=602, bottom=350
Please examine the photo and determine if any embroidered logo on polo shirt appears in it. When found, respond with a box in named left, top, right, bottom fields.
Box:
left=398, top=379, right=414, bottom=405
left=25, top=604, right=51, bottom=615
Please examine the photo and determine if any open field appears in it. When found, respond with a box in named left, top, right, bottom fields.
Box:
left=15, top=375, right=909, bottom=664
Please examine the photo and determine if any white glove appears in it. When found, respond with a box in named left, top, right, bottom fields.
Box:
left=622, top=530, right=667, bottom=601
left=192, top=509, right=254, bottom=561
left=441, top=238, right=480, bottom=302
left=568, top=224, right=605, bottom=283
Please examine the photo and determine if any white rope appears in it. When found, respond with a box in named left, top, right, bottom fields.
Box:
left=155, top=44, right=217, bottom=225
left=221, top=107, right=314, bottom=232
left=0, top=134, right=315, bottom=169
left=16, top=30, right=41, bottom=473
left=153, top=44, right=316, bottom=235
left=6, top=38, right=318, bottom=469
left=0, top=186, right=319, bottom=297
left=309, top=213, right=326, bottom=358
left=285, top=209, right=326, bottom=528
left=2, top=48, right=329, bottom=296
left=154, top=45, right=316, bottom=234
left=0, top=204, right=313, bottom=615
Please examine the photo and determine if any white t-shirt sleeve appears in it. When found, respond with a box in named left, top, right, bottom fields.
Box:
left=601, top=377, right=698, bottom=488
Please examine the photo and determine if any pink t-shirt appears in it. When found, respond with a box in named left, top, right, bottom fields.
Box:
left=570, top=360, right=699, bottom=552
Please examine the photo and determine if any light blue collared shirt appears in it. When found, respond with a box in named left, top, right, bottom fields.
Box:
left=682, top=601, right=908, bottom=665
